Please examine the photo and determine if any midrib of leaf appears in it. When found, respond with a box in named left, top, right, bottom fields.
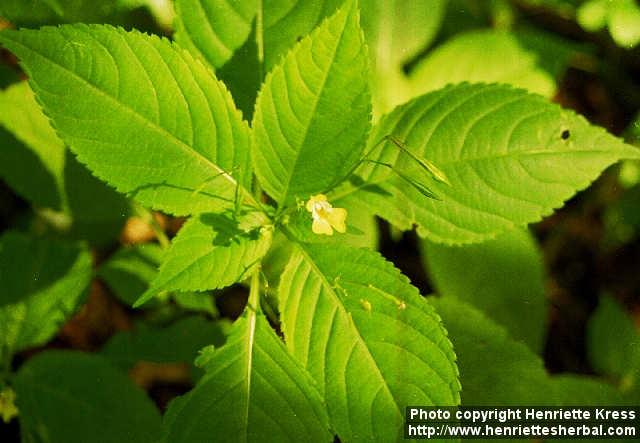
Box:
left=289, top=237, right=401, bottom=416
left=331, top=147, right=627, bottom=202
left=242, top=270, right=260, bottom=443
left=176, top=356, right=246, bottom=443
left=4, top=34, right=258, bottom=206
left=330, top=92, right=637, bottom=205
left=441, top=148, right=625, bottom=167
left=275, top=9, right=349, bottom=204
left=22, top=39, right=227, bottom=176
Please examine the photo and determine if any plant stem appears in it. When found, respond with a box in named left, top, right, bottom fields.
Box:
left=149, top=215, right=170, bottom=249
left=133, top=203, right=170, bottom=248
left=248, top=161, right=266, bottom=315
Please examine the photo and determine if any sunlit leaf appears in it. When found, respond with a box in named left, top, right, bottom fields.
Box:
left=174, top=0, right=258, bottom=69
left=279, top=242, right=460, bottom=442
left=136, top=212, right=272, bottom=307
left=252, top=0, right=371, bottom=205
left=0, top=25, right=253, bottom=216
left=333, top=83, right=640, bottom=244
left=162, top=308, right=331, bottom=442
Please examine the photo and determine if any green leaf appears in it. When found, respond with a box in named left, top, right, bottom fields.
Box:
left=262, top=204, right=378, bottom=302
left=0, top=231, right=88, bottom=307
left=279, top=242, right=460, bottom=442
left=436, top=0, right=493, bottom=41
left=174, top=0, right=258, bottom=70
left=136, top=213, right=272, bottom=307
left=514, top=27, right=586, bottom=83
left=101, top=316, right=229, bottom=378
left=359, top=0, right=446, bottom=114
left=432, top=295, right=551, bottom=404
left=259, top=0, right=344, bottom=73
left=97, top=243, right=165, bottom=307
left=422, top=228, right=547, bottom=352
left=62, top=153, right=131, bottom=243
left=261, top=202, right=378, bottom=300
left=0, top=231, right=91, bottom=355
left=252, top=0, right=371, bottom=206
left=0, top=81, right=130, bottom=244
left=409, top=30, right=557, bottom=98
left=174, top=1, right=349, bottom=120
left=576, top=0, right=608, bottom=32
left=607, top=0, right=640, bottom=48
left=0, top=25, right=253, bottom=216
left=98, top=243, right=222, bottom=313
left=332, top=83, right=640, bottom=244
left=577, top=0, right=640, bottom=48
left=361, top=0, right=444, bottom=71
left=162, top=309, right=331, bottom=442
left=587, top=295, right=640, bottom=389
left=216, top=23, right=261, bottom=119
left=552, top=374, right=631, bottom=406
left=0, top=82, right=63, bottom=210
left=14, top=351, right=162, bottom=443
left=173, top=291, right=219, bottom=316
left=0, top=0, right=127, bottom=27
left=432, top=296, right=626, bottom=406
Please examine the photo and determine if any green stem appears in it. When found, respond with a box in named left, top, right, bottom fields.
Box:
left=149, top=214, right=170, bottom=249
left=247, top=163, right=266, bottom=315
left=134, top=204, right=170, bottom=249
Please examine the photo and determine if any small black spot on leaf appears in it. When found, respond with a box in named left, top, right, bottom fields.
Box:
left=561, top=129, right=570, bottom=140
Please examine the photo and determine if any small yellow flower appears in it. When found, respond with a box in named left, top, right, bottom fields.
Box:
left=305, top=194, right=347, bottom=236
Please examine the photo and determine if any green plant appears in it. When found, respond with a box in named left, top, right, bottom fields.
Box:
left=0, top=0, right=639, bottom=442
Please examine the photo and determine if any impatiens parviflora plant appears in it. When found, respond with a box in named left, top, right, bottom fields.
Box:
left=1, top=0, right=640, bottom=440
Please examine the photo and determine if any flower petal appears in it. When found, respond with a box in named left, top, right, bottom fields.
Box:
left=306, top=194, right=327, bottom=212
left=327, top=208, right=347, bottom=233
left=312, top=218, right=333, bottom=235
